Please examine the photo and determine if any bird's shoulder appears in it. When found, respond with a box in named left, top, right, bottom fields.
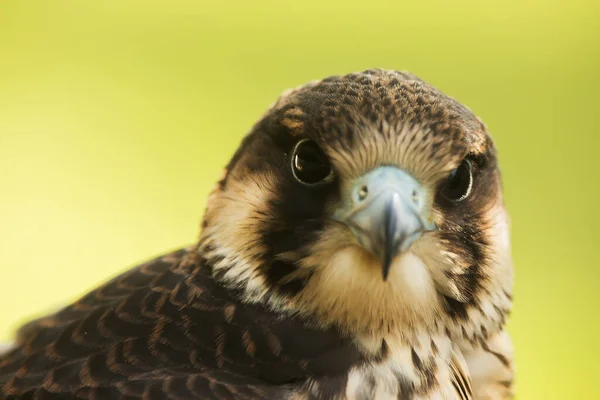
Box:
left=0, top=248, right=362, bottom=399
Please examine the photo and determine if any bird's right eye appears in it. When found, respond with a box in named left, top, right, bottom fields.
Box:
left=291, top=139, right=333, bottom=186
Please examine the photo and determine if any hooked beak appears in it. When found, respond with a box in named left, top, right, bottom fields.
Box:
left=339, top=166, right=435, bottom=280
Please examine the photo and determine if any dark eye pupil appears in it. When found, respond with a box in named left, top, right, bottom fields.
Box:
left=441, top=159, right=473, bottom=201
left=292, top=140, right=332, bottom=185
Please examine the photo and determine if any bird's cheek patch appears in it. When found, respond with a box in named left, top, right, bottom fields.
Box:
left=203, top=172, right=279, bottom=256
left=481, top=201, right=513, bottom=290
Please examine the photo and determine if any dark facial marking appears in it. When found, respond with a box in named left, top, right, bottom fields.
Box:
left=435, top=147, right=499, bottom=321
left=235, top=122, right=340, bottom=297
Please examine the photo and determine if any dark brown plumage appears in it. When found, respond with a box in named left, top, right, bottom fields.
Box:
left=0, top=249, right=361, bottom=399
left=0, top=69, right=514, bottom=399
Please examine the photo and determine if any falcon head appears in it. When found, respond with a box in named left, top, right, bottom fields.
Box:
left=199, top=69, right=513, bottom=342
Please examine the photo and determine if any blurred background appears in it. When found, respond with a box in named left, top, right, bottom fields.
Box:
left=0, top=0, right=598, bottom=398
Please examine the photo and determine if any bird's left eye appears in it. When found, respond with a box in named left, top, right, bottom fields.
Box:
left=439, top=158, right=473, bottom=202
left=291, top=139, right=333, bottom=186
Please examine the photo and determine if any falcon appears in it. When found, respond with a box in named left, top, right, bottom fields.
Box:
left=0, top=69, right=514, bottom=399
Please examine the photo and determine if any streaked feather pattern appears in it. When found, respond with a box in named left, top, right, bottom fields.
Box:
left=0, top=248, right=361, bottom=399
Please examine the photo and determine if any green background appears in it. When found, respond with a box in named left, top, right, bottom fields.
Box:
left=0, top=1, right=598, bottom=398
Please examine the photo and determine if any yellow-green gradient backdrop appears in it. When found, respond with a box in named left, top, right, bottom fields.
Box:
left=1, top=1, right=598, bottom=398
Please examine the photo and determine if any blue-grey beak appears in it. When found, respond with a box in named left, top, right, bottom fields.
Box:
left=339, top=166, right=435, bottom=280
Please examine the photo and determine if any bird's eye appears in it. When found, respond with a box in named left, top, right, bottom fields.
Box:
left=291, top=139, right=333, bottom=186
left=440, top=158, right=473, bottom=202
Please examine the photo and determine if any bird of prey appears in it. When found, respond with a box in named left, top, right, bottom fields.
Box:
left=0, top=69, right=514, bottom=399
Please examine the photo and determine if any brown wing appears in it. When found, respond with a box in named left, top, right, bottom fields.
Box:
left=0, top=248, right=361, bottom=399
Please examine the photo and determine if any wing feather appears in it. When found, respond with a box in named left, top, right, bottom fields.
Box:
left=0, top=248, right=360, bottom=399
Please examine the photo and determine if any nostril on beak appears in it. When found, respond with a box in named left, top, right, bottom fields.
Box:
left=411, top=189, right=419, bottom=205
left=358, top=186, right=369, bottom=202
